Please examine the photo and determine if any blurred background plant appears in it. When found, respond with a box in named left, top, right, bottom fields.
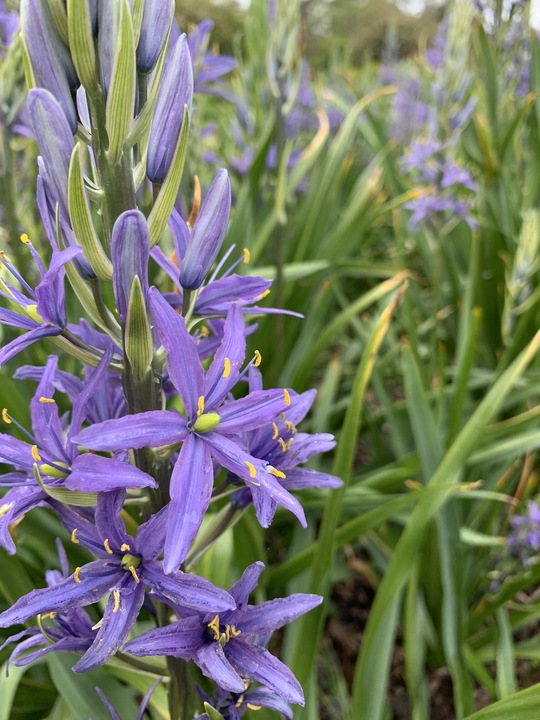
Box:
left=3, top=0, right=540, bottom=718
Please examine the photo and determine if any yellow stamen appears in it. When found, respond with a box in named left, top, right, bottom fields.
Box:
left=257, top=289, right=270, bottom=301
left=39, top=396, right=55, bottom=404
left=31, top=445, right=41, bottom=461
left=226, top=625, right=241, bottom=639
left=197, top=395, right=205, bottom=417
left=223, top=357, right=231, bottom=378
left=200, top=325, right=209, bottom=338
left=207, top=614, right=221, bottom=641
left=112, top=589, right=121, bottom=613
left=74, top=567, right=82, bottom=583
left=235, top=695, right=245, bottom=708
left=103, top=538, right=113, bottom=554
left=128, top=565, right=140, bottom=583
left=268, top=465, right=286, bottom=479
left=20, top=233, right=30, bottom=244
left=285, top=420, right=296, bottom=434
left=271, top=422, right=279, bottom=440
left=283, top=389, right=291, bottom=406
left=120, top=543, right=131, bottom=551
left=2, top=408, right=11, bottom=424
left=71, top=528, right=79, bottom=544
left=0, top=502, right=14, bottom=518
left=246, top=705, right=263, bottom=711
left=40, top=611, right=56, bottom=620
left=278, top=437, right=291, bottom=452
left=244, top=461, right=257, bottom=478
left=243, top=247, right=250, bottom=263
left=254, top=349, right=262, bottom=367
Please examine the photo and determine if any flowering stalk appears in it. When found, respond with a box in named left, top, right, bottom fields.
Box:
left=0, top=3, right=340, bottom=719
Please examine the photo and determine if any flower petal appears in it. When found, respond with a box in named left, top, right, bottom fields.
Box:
left=149, top=288, right=203, bottom=418
left=282, top=467, right=342, bottom=490
left=234, top=594, right=322, bottom=637
left=195, top=642, right=244, bottom=694
left=164, top=434, right=213, bottom=572
left=227, top=561, right=264, bottom=608
left=217, top=390, right=289, bottom=434
left=144, top=561, right=235, bottom=612
left=124, top=617, right=204, bottom=660
left=204, top=304, right=245, bottom=408
left=226, top=641, right=305, bottom=705
left=72, top=410, right=186, bottom=451
left=73, top=578, right=146, bottom=672
left=67, top=454, right=157, bottom=492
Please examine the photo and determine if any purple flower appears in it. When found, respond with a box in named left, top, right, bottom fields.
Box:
left=186, top=19, right=236, bottom=100
left=73, top=291, right=306, bottom=572
left=0, top=491, right=235, bottom=672
left=136, top=0, right=174, bottom=73
left=125, top=561, right=321, bottom=705
left=0, top=351, right=154, bottom=553
left=195, top=685, right=293, bottom=720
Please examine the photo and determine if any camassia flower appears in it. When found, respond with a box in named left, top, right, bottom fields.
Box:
left=195, top=685, right=293, bottom=720
left=74, top=291, right=306, bottom=573
left=0, top=491, right=236, bottom=672
left=0, top=350, right=155, bottom=553
left=124, top=561, right=321, bottom=705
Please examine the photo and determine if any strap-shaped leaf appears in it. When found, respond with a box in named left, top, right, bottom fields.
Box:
left=148, top=104, right=190, bottom=247
left=106, top=0, right=136, bottom=164
left=68, top=143, right=113, bottom=281
left=67, top=0, right=96, bottom=90
left=125, top=275, right=154, bottom=381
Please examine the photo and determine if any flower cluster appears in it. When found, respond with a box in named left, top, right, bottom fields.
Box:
left=0, top=1, right=340, bottom=717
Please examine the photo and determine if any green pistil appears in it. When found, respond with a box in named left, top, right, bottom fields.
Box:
left=121, top=553, right=142, bottom=571
left=40, top=462, right=69, bottom=479
left=192, top=412, right=221, bottom=433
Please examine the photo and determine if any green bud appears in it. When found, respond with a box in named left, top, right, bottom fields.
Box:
left=192, top=412, right=221, bottom=434
left=125, top=275, right=154, bottom=381
left=67, top=0, right=96, bottom=90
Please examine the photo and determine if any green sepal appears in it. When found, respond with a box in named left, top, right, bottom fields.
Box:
left=68, top=143, right=114, bottom=282
left=125, top=275, right=154, bottom=381
left=32, top=463, right=98, bottom=507
left=67, top=0, right=96, bottom=91
left=47, top=0, right=69, bottom=45
left=19, top=32, right=36, bottom=91
left=203, top=704, right=226, bottom=720
left=148, top=104, right=190, bottom=247
left=106, top=0, right=136, bottom=165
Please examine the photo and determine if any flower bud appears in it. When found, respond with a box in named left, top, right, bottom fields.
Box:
left=147, top=34, right=193, bottom=184
left=136, top=0, right=174, bottom=73
left=111, top=210, right=150, bottom=324
left=21, top=0, right=78, bottom=131
left=180, top=169, right=231, bottom=291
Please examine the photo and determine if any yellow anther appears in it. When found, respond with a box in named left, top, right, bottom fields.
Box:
left=128, top=565, right=140, bottom=583
left=254, top=349, right=262, bottom=367
left=112, top=589, right=121, bottom=613
left=120, top=543, right=131, bottom=551
left=243, top=247, right=250, bottom=263
left=246, top=705, right=263, bottom=711
left=200, top=325, right=209, bottom=338
left=268, top=465, right=286, bottom=479
left=103, top=538, right=113, bottom=554
left=74, top=567, right=82, bottom=584
left=244, top=461, right=257, bottom=478
left=0, top=502, right=14, bottom=518
left=71, top=528, right=79, bottom=544
left=226, top=625, right=241, bottom=639
left=257, top=289, right=270, bottom=301
left=283, top=389, right=291, bottom=406
left=235, top=695, right=245, bottom=708
left=20, top=233, right=30, bottom=244
left=2, top=408, right=11, bottom=424
left=207, top=614, right=221, bottom=641
left=271, top=422, right=279, bottom=440
left=40, top=611, right=57, bottom=620
left=278, top=438, right=289, bottom=452
left=31, top=445, right=41, bottom=461
left=223, top=357, right=231, bottom=378
left=39, top=396, right=55, bottom=404
left=285, top=420, right=296, bottom=434
left=0, top=250, right=7, bottom=261
left=197, top=396, right=205, bottom=417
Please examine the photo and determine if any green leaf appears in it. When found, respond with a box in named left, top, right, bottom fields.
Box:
left=204, top=703, right=226, bottom=720
left=0, top=551, right=35, bottom=604
left=106, top=0, right=136, bottom=164
left=67, top=0, right=96, bottom=90
left=0, top=663, right=30, bottom=720
left=68, top=144, right=113, bottom=282
left=463, top=684, right=540, bottom=720
left=148, top=104, right=190, bottom=247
